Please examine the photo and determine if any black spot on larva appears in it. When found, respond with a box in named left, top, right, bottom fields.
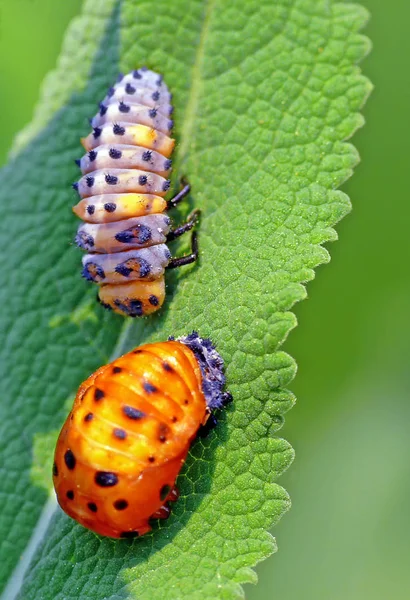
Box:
left=162, top=361, right=174, bottom=373
left=156, top=76, right=163, bottom=86
left=52, top=462, right=58, bottom=477
left=164, top=159, right=172, bottom=171
left=86, top=175, right=94, bottom=188
left=99, top=103, right=107, bottom=116
left=141, top=66, right=148, bottom=72
left=114, top=499, right=129, bottom=510
left=148, top=108, right=157, bottom=118
left=123, top=405, right=145, bottom=420
left=119, top=101, right=130, bottom=113
left=139, top=258, right=151, bottom=278
left=109, top=147, right=122, bottom=159
left=149, top=295, right=159, bottom=306
left=93, top=127, right=102, bottom=138
left=72, top=182, right=79, bottom=191
left=152, top=91, right=160, bottom=101
left=165, top=248, right=172, bottom=260
left=64, top=449, right=76, bottom=470
left=115, top=223, right=152, bottom=244
left=148, top=456, right=155, bottom=463
left=132, top=69, right=142, bottom=79
left=86, top=205, right=95, bottom=215
left=113, top=299, right=144, bottom=317
left=81, top=262, right=105, bottom=282
left=142, top=150, right=152, bottom=162
left=95, top=471, right=119, bottom=487
left=75, top=230, right=94, bottom=250
left=143, top=381, right=158, bottom=394
left=160, top=484, right=171, bottom=501
left=94, top=388, right=105, bottom=402
left=115, top=264, right=132, bottom=277
left=88, top=150, right=97, bottom=162
left=120, top=530, right=139, bottom=538
left=74, top=159, right=81, bottom=167
left=88, top=502, right=98, bottom=512
left=113, top=366, right=122, bottom=374
left=107, top=86, right=115, bottom=97
left=113, top=123, right=125, bottom=135
left=125, top=83, right=135, bottom=94
left=113, top=428, right=127, bottom=440
left=168, top=120, right=174, bottom=131
left=117, top=72, right=124, bottom=82
left=66, top=490, right=74, bottom=500
left=105, top=174, right=118, bottom=185
left=104, top=202, right=116, bottom=213
left=162, top=180, right=171, bottom=192
left=84, top=412, right=94, bottom=422
left=138, top=175, right=147, bottom=186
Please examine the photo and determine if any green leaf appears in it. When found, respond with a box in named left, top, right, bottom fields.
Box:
left=0, top=0, right=371, bottom=598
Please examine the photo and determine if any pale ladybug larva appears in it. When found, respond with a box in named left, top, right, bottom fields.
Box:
left=53, top=332, right=232, bottom=538
left=72, top=67, right=199, bottom=317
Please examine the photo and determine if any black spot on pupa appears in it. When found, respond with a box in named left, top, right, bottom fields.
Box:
left=148, top=456, right=155, bottom=463
left=114, top=499, right=129, bottom=510
left=86, top=176, right=94, bottom=188
left=113, top=366, right=122, bottom=374
left=88, top=150, right=97, bottom=162
left=84, top=412, right=94, bottom=422
left=164, top=159, right=172, bottom=171
left=120, top=530, right=139, bottom=538
left=160, top=484, right=171, bottom=501
left=123, top=405, right=145, bottom=420
left=125, top=83, right=135, bottom=94
left=162, top=180, right=171, bottom=192
left=93, top=127, right=102, bottom=138
left=104, top=202, right=117, bottom=212
left=66, top=490, right=74, bottom=500
left=94, top=388, right=105, bottom=402
left=113, top=298, right=144, bottom=317
left=109, top=148, right=122, bottom=159
left=119, top=101, right=130, bottom=113
left=105, top=174, right=118, bottom=185
left=86, top=205, right=95, bottom=215
left=99, top=103, right=107, bottom=116
left=113, top=428, right=127, bottom=440
left=52, top=462, right=58, bottom=477
left=64, top=449, right=76, bottom=470
left=142, top=150, right=152, bottom=162
left=138, top=175, right=147, bottom=186
left=149, top=295, right=159, bottom=306
left=158, top=423, right=169, bottom=443
left=151, top=91, right=160, bottom=101
left=95, top=471, right=119, bottom=487
left=132, top=69, right=142, bottom=79
left=162, top=361, right=174, bottom=372
left=171, top=416, right=178, bottom=423
left=113, top=123, right=125, bottom=135
left=148, top=108, right=157, bottom=118
left=143, top=381, right=158, bottom=394
left=88, top=502, right=98, bottom=512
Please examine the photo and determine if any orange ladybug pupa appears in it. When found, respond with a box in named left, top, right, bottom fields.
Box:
left=53, top=332, right=231, bottom=538
left=72, top=67, right=200, bottom=318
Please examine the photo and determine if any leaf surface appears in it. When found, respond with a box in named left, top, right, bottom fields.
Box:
left=0, top=0, right=371, bottom=598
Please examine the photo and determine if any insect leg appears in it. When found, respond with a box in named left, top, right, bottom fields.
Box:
left=166, top=177, right=191, bottom=209
left=167, top=231, right=199, bottom=269
left=167, top=209, right=201, bottom=241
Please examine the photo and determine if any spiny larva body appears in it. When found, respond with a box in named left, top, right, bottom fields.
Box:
left=53, top=332, right=232, bottom=538
left=72, top=68, right=199, bottom=317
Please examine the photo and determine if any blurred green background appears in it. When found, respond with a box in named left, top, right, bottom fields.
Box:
left=1, top=0, right=408, bottom=598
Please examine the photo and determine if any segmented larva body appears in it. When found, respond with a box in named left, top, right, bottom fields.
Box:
left=72, top=68, right=198, bottom=318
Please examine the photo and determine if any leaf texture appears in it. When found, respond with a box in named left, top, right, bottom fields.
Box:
left=0, top=0, right=371, bottom=598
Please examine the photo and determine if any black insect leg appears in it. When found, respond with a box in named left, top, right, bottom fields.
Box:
left=167, top=231, right=199, bottom=269
left=167, top=209, right=201, bottom=241
left=167, top=177, right=191, bottom=209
